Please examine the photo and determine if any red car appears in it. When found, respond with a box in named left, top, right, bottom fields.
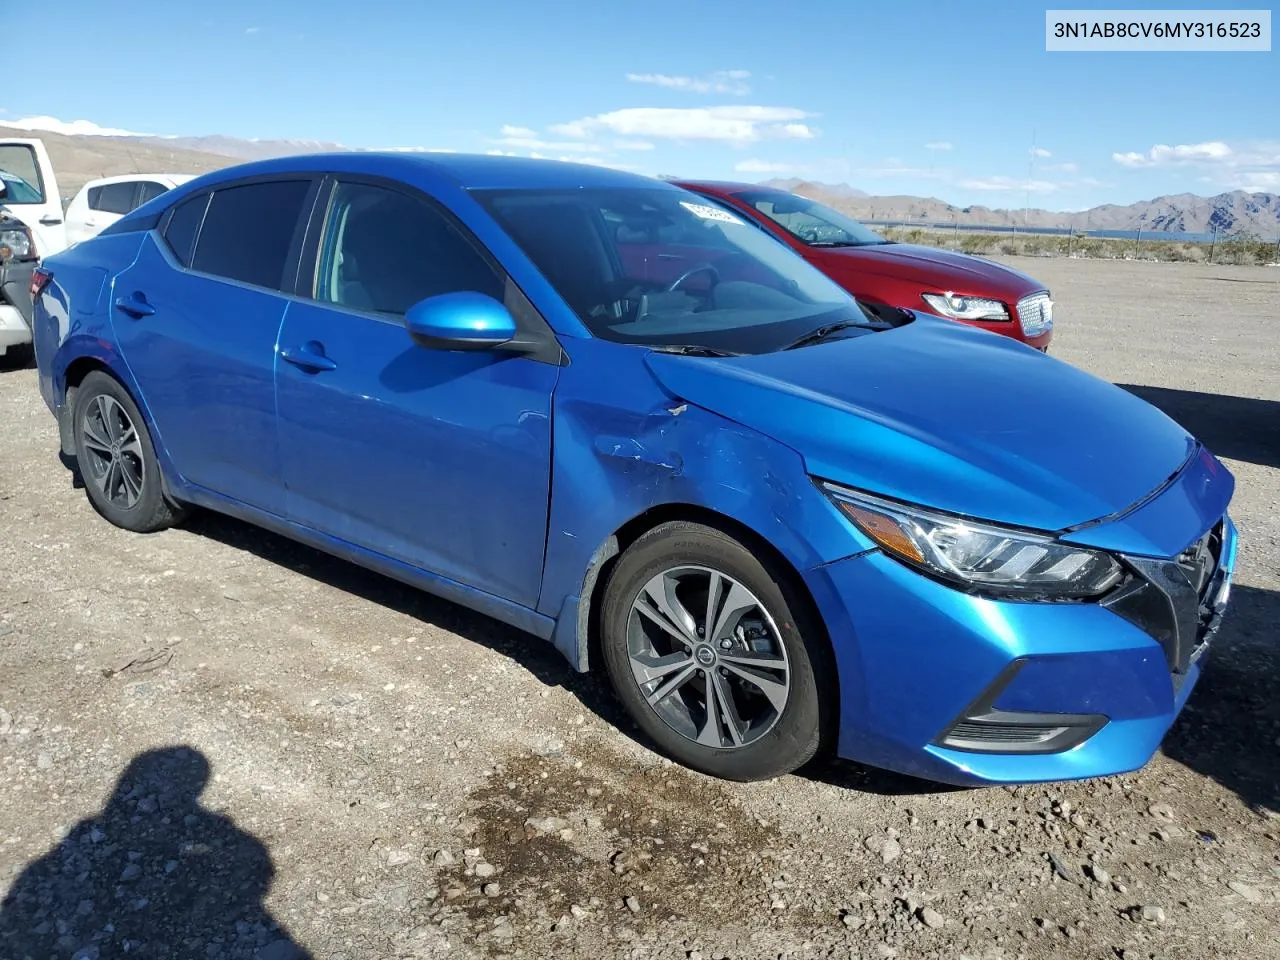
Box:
left=673, top=180, right=1054, bottom=350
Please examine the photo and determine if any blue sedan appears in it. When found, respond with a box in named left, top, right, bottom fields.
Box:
left=31, top=153, right=1236, bottom=785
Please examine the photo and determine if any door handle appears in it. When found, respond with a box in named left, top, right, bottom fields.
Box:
left=114, top=295, right=156, bottom=318
left=280, top=345, right=337, bottom=372
left=40, top=215, right=64, bottom=225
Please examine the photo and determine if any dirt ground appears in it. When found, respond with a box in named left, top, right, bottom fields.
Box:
left=2, top=256, right=1278, bottom=960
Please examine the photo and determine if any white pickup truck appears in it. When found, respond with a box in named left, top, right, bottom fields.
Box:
left=1, top=137, right=66, bottom=367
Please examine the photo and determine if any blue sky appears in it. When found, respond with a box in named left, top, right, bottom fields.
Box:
left=9, top=0, right=1277, bottom=210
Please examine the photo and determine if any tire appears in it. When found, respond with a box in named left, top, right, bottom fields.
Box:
left=71, top=371, right=186, bottom=533
left=600, top=521, right=836, bottom=781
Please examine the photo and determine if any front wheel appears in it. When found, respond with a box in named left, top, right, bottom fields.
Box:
left=600, top=521, right=835, bottom=781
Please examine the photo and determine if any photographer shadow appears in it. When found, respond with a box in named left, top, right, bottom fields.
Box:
left=0, top=746, right=311, bottom=960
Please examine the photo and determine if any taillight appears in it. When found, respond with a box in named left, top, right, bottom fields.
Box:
left=31, top=266, right=53, bottom=301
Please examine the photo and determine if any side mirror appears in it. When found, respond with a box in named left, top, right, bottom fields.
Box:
left=404, top=292, right=518, bottom=351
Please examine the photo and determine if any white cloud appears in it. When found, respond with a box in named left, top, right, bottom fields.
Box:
left=1113, top=141, right=1232, bottom=167
left=625, top=70, right=751, bottom=95
left=245, top=26, right=261, bottom=34
left=1030, top=147, right=1052, bottom=158
left=924, top=141, right=953, bottom=151
left=1112, top=139, right=1280, bottom=191
left=612, top=139, right=655, bottom=151
left=1234, top=171, right=1280, bottom=190
left=1056, top=162, right=1080, bottom=173
left=500, top=125, right=538, bottom=139
left=6, top=115, right=153, bottom=137
left=548, top=106, right=817, bottom=145
left=734, top=159, right=805, bottom=174
left=959, top=176, right=1061, bottom=194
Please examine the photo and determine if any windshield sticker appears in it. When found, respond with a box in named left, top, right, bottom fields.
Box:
left=680, top=201, right=745, bottom=225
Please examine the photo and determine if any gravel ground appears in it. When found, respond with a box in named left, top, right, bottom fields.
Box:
left=1, top=256, right=1278, bottom=960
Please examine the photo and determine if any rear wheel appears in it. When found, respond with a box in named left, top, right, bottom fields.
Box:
left=72, top=371, right=186, bottom=533
left=600, top=521, right=835, bottom=781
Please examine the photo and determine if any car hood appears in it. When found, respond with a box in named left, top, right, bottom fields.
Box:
left=644, top=316, right=1195, bottom=532
left=815, top=243, right=1045, bottom=297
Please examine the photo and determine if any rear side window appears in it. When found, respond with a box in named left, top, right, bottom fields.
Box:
left=89, top=181, right=139, bottom=215
left=192, top=180, right=312, bottom=290
left=162, top=194, right=209, bottom=267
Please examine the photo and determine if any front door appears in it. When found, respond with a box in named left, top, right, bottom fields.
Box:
left=275, top=179, right=558, bottom=608
left=111, top=177, right=317, bottom=514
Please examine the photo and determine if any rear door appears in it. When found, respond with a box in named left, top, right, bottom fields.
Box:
left=0, top=138, right=67, bottom=256
left=110, top=176, right=320, bottom=513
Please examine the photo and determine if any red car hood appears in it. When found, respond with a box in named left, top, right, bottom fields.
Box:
left=811, top=243, right=1045, bottom=298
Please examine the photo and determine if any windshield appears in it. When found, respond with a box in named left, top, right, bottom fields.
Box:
left=733, top=189, right=886, bottom=247
left=476, top=186, right=873, bottom=354
left=0, top=146, right=46, bottom=204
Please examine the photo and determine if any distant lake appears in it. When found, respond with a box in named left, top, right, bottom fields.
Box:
left=864, top=219, right=1224, bottom=244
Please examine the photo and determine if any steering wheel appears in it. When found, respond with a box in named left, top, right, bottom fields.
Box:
left=666, top=262, right=720, bottom=293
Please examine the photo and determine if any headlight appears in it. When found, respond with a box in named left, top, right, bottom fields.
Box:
left=822, top=483, right=1123, bottom=599
left=0, top=226, right=34, bottom=261
left=921, top=292, right=1009, bottom=322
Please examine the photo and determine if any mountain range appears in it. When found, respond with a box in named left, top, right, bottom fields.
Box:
left=3, top=122, right=1276, bottom=237
left=759, top=179, right=1280, bottom=236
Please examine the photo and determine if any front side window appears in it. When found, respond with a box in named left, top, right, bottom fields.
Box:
left=0, top=145, right=45, bottom=204
left=191, top=180, right=312, bottom=290
left=90, top=181, right=139, bottom=215
left=734, top=189, right=888, bottom=248
left=314, top=181, right=503, bottom=315
left=476, top=186, right=868, bottom=354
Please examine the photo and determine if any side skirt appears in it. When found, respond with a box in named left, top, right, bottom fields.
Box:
left=178, top=484, right=558, bottom=643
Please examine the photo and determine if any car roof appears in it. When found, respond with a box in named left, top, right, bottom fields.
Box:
left=180, top=152, right=667, bottom=192
left=78, top=173, right=197, bottom=190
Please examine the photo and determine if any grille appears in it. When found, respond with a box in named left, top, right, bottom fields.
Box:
left=1178, top=525, right=1221, bottom=600
left=1102, top=519, right=1226, bottom=673
left=1016, top=291, right=1053, bottom=337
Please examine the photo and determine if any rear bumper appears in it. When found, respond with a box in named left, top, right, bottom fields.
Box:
left=804, top=515, right=1237, bottom=787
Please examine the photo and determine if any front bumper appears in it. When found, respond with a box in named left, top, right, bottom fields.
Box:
left=805, top=514, right=1237, bottom=787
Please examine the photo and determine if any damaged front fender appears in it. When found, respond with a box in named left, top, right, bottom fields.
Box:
left=537, top=337, right=867, bottom=670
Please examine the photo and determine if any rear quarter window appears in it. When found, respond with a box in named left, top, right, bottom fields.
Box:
left=161, top=193, right=210, bottom=267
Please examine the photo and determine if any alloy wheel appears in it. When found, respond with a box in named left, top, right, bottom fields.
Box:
left=625, top=565, right=791, bottom=749
left=80, top=394, right=146, bottom=510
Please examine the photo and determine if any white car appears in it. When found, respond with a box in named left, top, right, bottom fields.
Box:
left=64, top=173, right=196, bottom=245
left=1, top=137, right=63, bottom=366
